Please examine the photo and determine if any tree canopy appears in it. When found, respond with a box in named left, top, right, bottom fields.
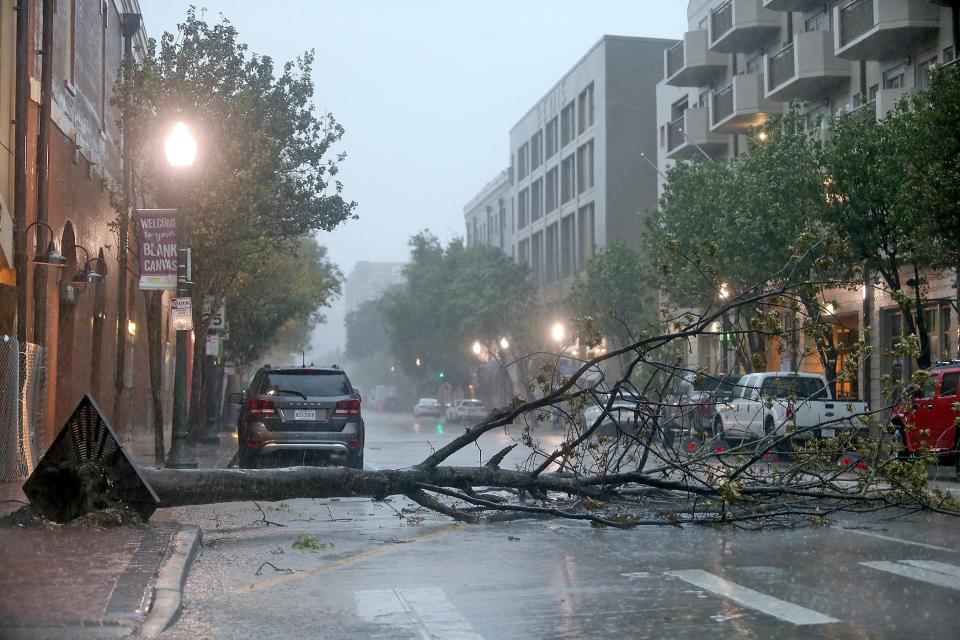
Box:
left=379, top=233, right=534, bottom=389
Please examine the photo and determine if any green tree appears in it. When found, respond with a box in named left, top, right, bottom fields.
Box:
left=568, top=242, right=654, bottom=371
left=379, top=233, right=533, bottom=394
left=345, top=299, right=391, bottom=362
left=116, top=10, right=356, bottom=435
left=823, top=97, right=935, bottom=368
left=225, top=237, right=340, bottom=367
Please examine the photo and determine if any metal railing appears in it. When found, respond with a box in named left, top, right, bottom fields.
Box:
left=667, top=116, right=685, bottom=151
left=711, top=1, right=734, bottom=44
left=713, top=81, right=734, bottom=125
left=768, top=42, right=796, bottom=91
left=839, top=0, right=874, bottom=47
left=666, top=41, right=685, bottom=78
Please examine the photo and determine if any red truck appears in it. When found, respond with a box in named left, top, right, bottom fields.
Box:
left=889, top=361, right=960, bottom=462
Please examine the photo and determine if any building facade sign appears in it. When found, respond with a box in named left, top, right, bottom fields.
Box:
left=134, top=209, right=178, bottom=290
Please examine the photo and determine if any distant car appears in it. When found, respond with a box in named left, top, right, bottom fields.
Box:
left=890, top=361, right=960, bottom=462
left=450, top=399, right=486, bottom=424
left=663, top=373, right=741, bottom=444
left=232, top=365, right=363, bottom=469
left=582, top=391, right=647, bottom=436
left=413, top=398, right=443, bottom=418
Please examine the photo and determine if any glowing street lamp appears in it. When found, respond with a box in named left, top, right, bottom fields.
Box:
left=164, top=122, right=197, bottom=168
left=472, top=341, right=483, bottom=356
left=551, top=322, right=566, bottom=344
left=718, top=283, right=730, bottom=300
left=166, top=121, right=199, bottom=468
left=499, top=337, right=510, bottom=351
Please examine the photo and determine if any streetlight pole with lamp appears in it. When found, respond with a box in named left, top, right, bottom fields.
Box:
left=165, top=122, right=198, bottom=469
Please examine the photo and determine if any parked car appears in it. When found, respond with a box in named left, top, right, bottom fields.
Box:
left=662, top=372, right=741, bottom=444
left=713, top=372, right=869, bottom=452
left=583, top=390, right=648, bottom=436
left=449, top=399, right=486, bottom=424
left=232, top=365, right=363, bottom=469
left=413, top=398, right=443, bottom=418
left=890, top=361, right=960, bottom=462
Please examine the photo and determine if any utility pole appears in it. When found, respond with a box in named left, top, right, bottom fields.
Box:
left=14, top=0, right=31, bottom=356
left=33, top=0, right=54, bottom=347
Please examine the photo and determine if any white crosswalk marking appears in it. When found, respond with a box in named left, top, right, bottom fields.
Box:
left=355, top=588, right=484, bottom=639
left=665, top=569, right=840, bottom=626
left=860, top=561, right=960, bottom=590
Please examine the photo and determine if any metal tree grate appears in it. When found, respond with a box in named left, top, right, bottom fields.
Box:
left=23, top=394, right=160, bottom=523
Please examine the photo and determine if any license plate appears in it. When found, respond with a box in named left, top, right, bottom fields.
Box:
left=294, top=409, right=316, bottom=421
left=821, top=428, right=835, bottom=438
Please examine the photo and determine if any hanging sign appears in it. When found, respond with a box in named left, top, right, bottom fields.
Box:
left=171, top=297, right=193, bottom=331
left=134, top=209, right=178, bottom=290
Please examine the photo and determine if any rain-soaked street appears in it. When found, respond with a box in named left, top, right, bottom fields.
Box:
left=155, top=411, right=960, bottom=639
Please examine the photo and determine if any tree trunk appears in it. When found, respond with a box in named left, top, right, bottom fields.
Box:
left=145, top=290, right=165, bottom=465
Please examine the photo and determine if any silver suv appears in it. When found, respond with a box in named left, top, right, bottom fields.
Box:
left=233, top=365, right=364, bottom=469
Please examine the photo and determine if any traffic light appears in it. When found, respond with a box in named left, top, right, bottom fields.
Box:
left=438, top=370, right=445, bottom=379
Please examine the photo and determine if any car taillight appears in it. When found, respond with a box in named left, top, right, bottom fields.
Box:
left=246, top=398, right=276, bottom=416
left=347, top=440, right=362, bottom=449
left=786, top=407, right=795, bottom=421
left=699, top=401, right=712, bottom=415
left=334, top=399, right=361, bottom=417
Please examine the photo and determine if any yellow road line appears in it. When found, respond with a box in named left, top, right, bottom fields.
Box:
left=244, top=524, right=464, bottom=594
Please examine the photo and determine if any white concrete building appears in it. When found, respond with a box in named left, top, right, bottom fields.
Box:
left=655, top=0, right=960, bottom=407
left=463, top=169, right=512, bottom=256
left=506, top=35, right=677, bottom=312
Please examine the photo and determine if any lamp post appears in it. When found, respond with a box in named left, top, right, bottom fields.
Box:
left=165, top=122, right=198, bottom=469
left=718, top=283, right=730, bottom=373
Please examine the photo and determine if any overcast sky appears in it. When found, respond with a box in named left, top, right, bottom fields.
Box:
left=140, top=1, right=687, bottom=351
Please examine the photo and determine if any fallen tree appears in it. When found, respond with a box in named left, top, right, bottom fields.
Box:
left=21, top=269, right=960, bottom=530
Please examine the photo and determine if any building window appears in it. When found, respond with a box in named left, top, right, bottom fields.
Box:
left=561, top=155, right=575, bottom=204
left=545, top=116, right=558, bottom=159
left=531, top=231, right=544, bottom=286
left=545, top=223, right=559, bottom=284
left=545, top=167, right=559, bottom=213
left=577, top=203, right=595, bottom=269
left=883, top=65, right=905, bottom=90
left=915, top=54, right=938, bottom=91
left=530, top=131, right=543, bottom=172
left=517, top=143, right=529, bottom=180
left=560, top=214, right=575, bottom=278
left=518, top=188, right=529, bottom=229
left=804, top=10, right=830, bottom=33
left=530, top=178, right=543, bottom=223
left=518, top=238, right=530, bottom=269
left=576, top=140, right=595, bottom=195
left=880, top=303, right=954, bottom=383
left=561, top=101, right=576, bottom=147
left=577, top=83, right=594, bottom=134
left=944, top=46, right=956, bottom=64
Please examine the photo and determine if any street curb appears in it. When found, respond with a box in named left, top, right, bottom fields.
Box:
left=135, top=525, right=201, bottom=638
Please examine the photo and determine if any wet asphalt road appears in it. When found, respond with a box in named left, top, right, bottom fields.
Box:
left=156, top=411, right=960, bottom=639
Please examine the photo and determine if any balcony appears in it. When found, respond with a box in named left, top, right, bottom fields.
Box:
left=665, top=31, right=728, bottom=87
left=711, top=73, right=784, bottom=133
left=765, top=31, right=851, bottom=101
left=763, top=0, right=823, bottom=10
left=666, top=107, right=729, bottom=160
left=709, top=0, right=782, bottom=53
left=876, top=86, right=911, bottom=119
left=835, top=0, right=940, bottom=61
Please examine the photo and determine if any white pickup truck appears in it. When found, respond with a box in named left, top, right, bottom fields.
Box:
left=712, top=372, right=869, bottom=447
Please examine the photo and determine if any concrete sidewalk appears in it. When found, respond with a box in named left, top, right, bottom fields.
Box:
left=0, top=430, right=235, bottom=639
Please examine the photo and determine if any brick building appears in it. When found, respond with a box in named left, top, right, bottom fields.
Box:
left=2, top=0, right=155, bottom=463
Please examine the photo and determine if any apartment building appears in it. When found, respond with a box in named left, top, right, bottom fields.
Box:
left=505, top=35, right=676, bottom=312
left=463, top=169, right=512, bottom=255
left=656, top=0, right=959, bottom=407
